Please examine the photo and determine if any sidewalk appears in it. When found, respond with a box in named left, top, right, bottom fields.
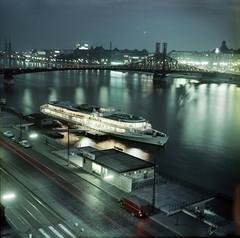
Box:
left=43, top=148, right=236, bottom=237
left=1, top=111, right=237, bottom=237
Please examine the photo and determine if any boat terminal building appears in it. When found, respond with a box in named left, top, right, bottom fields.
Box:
left=53, top=146, right=154, bottom=193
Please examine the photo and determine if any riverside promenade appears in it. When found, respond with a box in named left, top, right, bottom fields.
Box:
left=1, top=110, right=238, bottom=237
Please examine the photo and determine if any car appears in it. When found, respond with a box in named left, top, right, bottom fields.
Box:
left=46, top=132, right=64, bottom=139
left=3, top=130, right=14, bottom=138
left=12, top=136, right=21, bottom=143
left=19, top=140, right=30, bottom=148
left=52, top=120, right=63, bottom=128
left=0, top=98, right=7, bottom=105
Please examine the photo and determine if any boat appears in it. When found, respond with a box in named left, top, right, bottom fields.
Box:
left=40, top=101, right=169, bottom=146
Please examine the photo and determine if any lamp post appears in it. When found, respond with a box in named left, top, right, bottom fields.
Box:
left=67, top=123, right=70, bottom=166
left=19, top=109, right=22, bottom=140
left=51, top=124, right=86, bottom=166
left=152, top=157, right=156, bottom=211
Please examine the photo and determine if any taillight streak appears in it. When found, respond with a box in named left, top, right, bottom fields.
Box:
left=1, top=141, right=156, bottom=237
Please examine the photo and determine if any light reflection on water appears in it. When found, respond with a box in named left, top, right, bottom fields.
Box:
left=1, top=71, right=240, bottom=197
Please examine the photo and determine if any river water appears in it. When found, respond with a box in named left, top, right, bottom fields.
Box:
left=1, top=70, right=240, bottom=197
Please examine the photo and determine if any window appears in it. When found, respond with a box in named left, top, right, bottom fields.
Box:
left=92, top=163, right=101, bottom=175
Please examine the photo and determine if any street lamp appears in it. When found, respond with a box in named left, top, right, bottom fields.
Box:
left=152, top=157, right=156, bottom=211
left=29, top=133, right=38, bottom=138
left=2, top=193, right=15, bottom=199
left=19, top=109, right=22, bottom=140
left=67, top=123, right=70, bottom=166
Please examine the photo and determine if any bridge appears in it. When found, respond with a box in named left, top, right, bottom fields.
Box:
left=1, top=42, right=217, bottom=84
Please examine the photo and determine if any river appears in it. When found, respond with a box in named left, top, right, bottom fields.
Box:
left=1, top=70, right=240, bottom=197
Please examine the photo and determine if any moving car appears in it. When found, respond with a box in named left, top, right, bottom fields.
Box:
left=3, top=130, right=14, bottom=138
left=19, top=140, right=30, bottom=148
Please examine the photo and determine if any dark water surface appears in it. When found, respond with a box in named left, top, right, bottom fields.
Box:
left=1, top=70, right=240, bottom=197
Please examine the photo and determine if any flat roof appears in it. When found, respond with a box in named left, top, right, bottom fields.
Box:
left=82, top=146, right=154, bottom=173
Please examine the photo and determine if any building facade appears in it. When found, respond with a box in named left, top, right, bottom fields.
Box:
left=168, top=41, right=240, bottom=74
left=66, top=146, right=155, bottom=193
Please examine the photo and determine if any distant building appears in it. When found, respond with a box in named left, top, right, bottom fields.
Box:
left=168, top=41, right=240, bottom=73
left=76, top=43, right=89, bottom=50
left=72, top=45, right=149, bottom=65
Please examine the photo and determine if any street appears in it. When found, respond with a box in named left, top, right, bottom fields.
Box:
left=1, top=134, right=179, bottom=237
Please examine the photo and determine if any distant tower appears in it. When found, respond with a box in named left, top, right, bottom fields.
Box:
left=155, top=42, right=160, bottom=57
left=3, top=35, right=14, bottom=85
left=162, top=43, right=167, bottom=77
left=4, top=36, right=7, bottom=68
left=4, top=35, right=12, bottom=68
left=8, top=35, right=12, bottom=68
left=219, top=40, right=229, bottom=53
left=155, top=42, right=160, bottom=68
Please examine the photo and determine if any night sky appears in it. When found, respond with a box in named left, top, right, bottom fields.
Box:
left=0, top=0, right=239, bottom=52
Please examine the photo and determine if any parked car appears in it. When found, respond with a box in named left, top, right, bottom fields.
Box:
left=19, top=140, right=30, bottom=148
left=46, top=132, right=64, bottom=139
left=118, top=196, right=150, bottom=218
left=0, top=98, right=7, bottom=105
left=53, top=120, right=62, bottom=128
left=3, top=130, right=14, bottom=138
left=12, top=136, right=21, bottom=143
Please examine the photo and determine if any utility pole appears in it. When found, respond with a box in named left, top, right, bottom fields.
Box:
left=19, top=109, right=22, bottom=140
left=152, top=157, right=156, bottom=211
left=162, top=43, right=167, bottom=77
left=67, top=123, right=70, bottom=166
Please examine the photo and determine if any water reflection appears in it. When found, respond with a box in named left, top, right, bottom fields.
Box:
left=1, top=71, right=240, bottom=196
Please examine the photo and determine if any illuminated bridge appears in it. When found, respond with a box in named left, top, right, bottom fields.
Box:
left=1, top=42, right=217, bottom=82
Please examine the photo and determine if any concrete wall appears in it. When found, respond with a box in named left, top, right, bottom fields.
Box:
left=117, top=175, right=132, bottom=192
left=82, top=157, right=93, bottom=173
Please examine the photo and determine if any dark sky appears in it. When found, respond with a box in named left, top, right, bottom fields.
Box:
left=0, top=0, right=239, bottom=52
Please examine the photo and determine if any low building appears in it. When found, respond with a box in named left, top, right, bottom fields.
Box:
left=67, top=146, right=155, bottom=193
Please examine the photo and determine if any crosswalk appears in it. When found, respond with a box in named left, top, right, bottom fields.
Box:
left=39, top=224, right=77, bottom=238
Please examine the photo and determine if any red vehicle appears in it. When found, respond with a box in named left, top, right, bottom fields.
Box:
left=118, top=196, right=150, bottom=218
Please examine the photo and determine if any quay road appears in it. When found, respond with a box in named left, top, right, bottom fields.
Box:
left=1, top=111, right=179, bottom=237
left=1, top=110, right=239, bottom=237
left=1, top=134, right=178, bottom=237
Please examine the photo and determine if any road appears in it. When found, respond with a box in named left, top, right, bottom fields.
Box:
left=1, top=135, right=179, bottom=237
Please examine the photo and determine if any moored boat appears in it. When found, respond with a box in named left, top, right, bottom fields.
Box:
left=40, top=101, right=169, bottom=146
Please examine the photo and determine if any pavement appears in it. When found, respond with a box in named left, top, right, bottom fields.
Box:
left=1, top=110, right=239, bottom=237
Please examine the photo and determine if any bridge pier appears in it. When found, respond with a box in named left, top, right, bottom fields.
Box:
left=3, top=71, right=14, bottom=85
left=153, top=73, right=168, bottom=81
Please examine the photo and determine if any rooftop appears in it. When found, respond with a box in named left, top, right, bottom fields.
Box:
left=82, top=146, right=153, bottom=173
